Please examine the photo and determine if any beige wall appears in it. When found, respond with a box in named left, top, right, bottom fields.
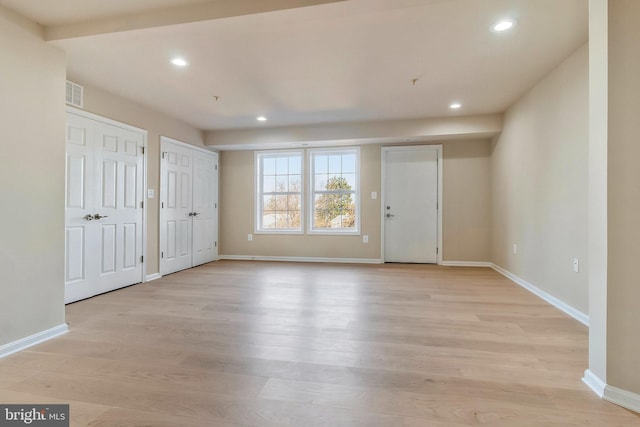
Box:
left=0, top=8, right=67, bottom=345
left=74, top=82, right=205, bottom=276
left=606, top=0, right=640, bottom=395
left=443, top=140, right=492, bottom=262
left=220, top=141, right=491, bottom=262
left=491, top=43, right=589, bottom=314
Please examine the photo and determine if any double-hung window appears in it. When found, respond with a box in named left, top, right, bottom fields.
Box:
left=255, top=150, right=303, bottom=233
left=308, top=147, right=360, bottom=234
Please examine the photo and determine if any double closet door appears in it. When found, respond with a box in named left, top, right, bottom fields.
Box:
left=160, top=137, right=218, bottom=276
left=65, top=111, right=145, bottom=303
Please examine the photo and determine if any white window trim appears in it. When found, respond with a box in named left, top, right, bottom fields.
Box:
left=307, top=146, right=361, bottom=235
left=254, top=149, right=304, bottom=234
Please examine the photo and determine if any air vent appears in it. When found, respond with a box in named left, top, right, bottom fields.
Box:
left=65, top=80, right=83, bottom=108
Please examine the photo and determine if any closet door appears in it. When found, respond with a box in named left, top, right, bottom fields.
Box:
left=192, top=151, right=218, bottom=266
left=160, top=143, right=193, bottom=275
left=65, top=111, right=145, bottom=303
left=160, top=137, right=218, bottom=275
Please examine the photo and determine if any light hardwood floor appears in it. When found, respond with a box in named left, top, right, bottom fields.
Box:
left=1, top=261, right=638, bottom=426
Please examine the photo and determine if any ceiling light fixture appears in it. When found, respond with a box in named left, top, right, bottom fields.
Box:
left=171, top=57, right=188, bottom=67
left=492, top=19, right=516, bottom=32
left=257, top=116, right=267, bottom=122
left=449, top=102, right=462, bottom=110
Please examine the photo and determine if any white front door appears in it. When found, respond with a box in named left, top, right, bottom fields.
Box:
left=383, top=146, right=439, bottom=263
left=65, top=112, right=144, bottom=303
left=192, top=151, right=218, bottom=266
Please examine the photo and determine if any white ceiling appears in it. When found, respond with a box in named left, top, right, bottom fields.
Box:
left=5, top=0, right=588, bottom=131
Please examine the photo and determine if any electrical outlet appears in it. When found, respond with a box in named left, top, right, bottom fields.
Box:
left=513, top=244, right=517, bottom=255
left=573, top=258, right=579, bottom=273
left=371, top=192, right=377, bottom=200
left=248, top=234, right=253, bottom=241
left=363, top=235, right=369, bottom=243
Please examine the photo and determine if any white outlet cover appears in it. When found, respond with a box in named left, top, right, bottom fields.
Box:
left=147, top=189, right=155, bottom=198
left=371, top=192, right=377, bottom=200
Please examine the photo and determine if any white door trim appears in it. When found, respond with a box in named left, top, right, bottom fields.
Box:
left=380, top=145, right=443, bottom=264
left=161, top=136, right=218, bottom=155
left=66, top=107, right=148, bottom=283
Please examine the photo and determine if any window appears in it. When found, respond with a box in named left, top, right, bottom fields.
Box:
left=255, top=151, right=303, bottom=233
left=309, top=147, right=360, bottom=234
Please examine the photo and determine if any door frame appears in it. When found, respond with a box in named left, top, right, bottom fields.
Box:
left=159, top=136, right=219, bottom=276
left=66, top=106, right=149, bottom=284
left=380, top=145, right=443, bottom=264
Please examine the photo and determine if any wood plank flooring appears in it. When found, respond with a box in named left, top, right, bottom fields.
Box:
left=1, top=261, right=638, bottom=426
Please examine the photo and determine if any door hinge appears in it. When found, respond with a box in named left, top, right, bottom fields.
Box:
left=161, top=202, right=164, bottom=208
left=162, top=152, right=166, bottom=159
left=436, top=247, right=439, bottom=254
left=141, top=146, right=145, bottom=155
left=215, top=203, right=217, bottom=209
left=140, top=256, right=144, bottom=263
left=161, top=251, right=164, bottom=258
left=141, top=201, right=144, bottom=209
left=215, top=164, right=218, bottom=171
left=215, top=241, right=217, bottom=247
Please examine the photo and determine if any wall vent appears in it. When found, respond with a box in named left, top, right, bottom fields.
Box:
left=65, top=80, right=83, bottom=108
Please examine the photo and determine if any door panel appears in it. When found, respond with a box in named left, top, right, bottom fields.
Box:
left=65, top=112, right=144, bottom=303
left=384, top=147, right=438, bottom=263
left=160, top=143, right=193, bottom=275
left=160, top=139, right=218, bottom=274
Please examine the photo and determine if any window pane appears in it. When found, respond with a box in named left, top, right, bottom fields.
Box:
left=276, top=157, right=288, bottom=174
left=262, top=175, right=276, bottom=193
left=276, top=175, right=288, bottom=192
left=314, top=155, right=328, bottom=174
left=289, top=175, right=302, bottom=192
left=342, top=154, right=356, bottom=173
left=343, top=173, right=356, bottom=189
left=328, top=155, right=341, bottom=173
left=262, top=210, right=276, bottom=228
left=263, top=157, right=276, bottom=175
left=289, top=156, right=301, bottom=174
left=275, top=195, right=288, bottom=210
left=314, top=174, right=328, bottom=191
left=263, top=195, right=276, bottom=211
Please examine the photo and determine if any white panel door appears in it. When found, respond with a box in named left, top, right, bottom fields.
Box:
left=65, top=114, right=98, bottom=303
left=65, top=112, right=144, bottom=303
left=384, top=147, right=438, bottom=263
left=160, top=142, right=193, bottom=275
left=93, top=122, right=144, bottom=295
left=192, top=151, right=218, bottom=266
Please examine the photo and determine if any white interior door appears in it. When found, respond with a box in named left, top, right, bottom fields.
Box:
left=383, top=147, right=439, bottom=263
left=160, top=143, right=193, bottom=275
left=192, top=151, right=218, bottom=266
left=160, top=138, right=218, bottom=275
left=65, top=112, right=144, bottom=303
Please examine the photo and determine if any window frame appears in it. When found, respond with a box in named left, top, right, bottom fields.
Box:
left=307, top=146, right=361, bottom=235
left=254, top=149, right=304, bottom=234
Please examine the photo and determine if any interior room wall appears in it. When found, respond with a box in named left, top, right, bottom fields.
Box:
left=491, top=43, right=589, bottom=315
left=70, top=81, right=205, bottom=276
left=219, top=140, right=491, bottom=262
left=606, top=0, right=640, bottom=396
left=0, top=8, right=67, bottom=346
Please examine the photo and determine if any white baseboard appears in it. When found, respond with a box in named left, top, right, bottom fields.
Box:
left=490, top=263, right=589, bottom=326
left=583, top=369, right=640, bottom=413
left=440, top=261, right=493, bottom=267
left=0, top=323, right=68, bottom=359
left=145, top=273, right=162, bottom=282
left=583, top=369, right=606, bottom=397
left=219, top=255, right=383, bottom=264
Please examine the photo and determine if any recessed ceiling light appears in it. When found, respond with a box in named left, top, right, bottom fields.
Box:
left=171, top=57, right=188, bottom=67
left=493, top=19, right=516, bottom=32
left=257, top=116, right=267, bottom=122
left=449, top=102, right=462, bottom=110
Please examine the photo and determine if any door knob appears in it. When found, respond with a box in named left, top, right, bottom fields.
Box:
left=386, top=213, right=395, bottom=218
left=192, top=212, right=200, bottom=217
left=93, top=214, right=108, bottom=220
left=83, top=214, right=94, bottom=221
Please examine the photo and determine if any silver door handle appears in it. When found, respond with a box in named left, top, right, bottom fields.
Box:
left=93, top=214, right=108, bottom=220
left=386, top=213, right=395, bottom=218
left=84, top=214, right=94, bottom=221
